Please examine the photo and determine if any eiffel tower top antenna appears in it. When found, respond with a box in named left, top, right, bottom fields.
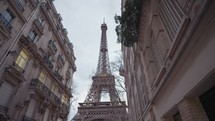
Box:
left=95, top=21, right=111, bottom=76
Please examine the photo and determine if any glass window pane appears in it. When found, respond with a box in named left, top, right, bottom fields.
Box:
left=39, top=71, right=46, bottom=83
left=15, top=50, right=29, bottom=69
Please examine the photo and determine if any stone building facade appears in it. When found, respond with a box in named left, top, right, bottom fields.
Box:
left=0, top=0, right=76, bottom=121
left=121, top=0, right=215, bottom=121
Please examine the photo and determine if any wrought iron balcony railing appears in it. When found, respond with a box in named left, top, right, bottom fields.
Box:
left=22, top=115, right=36, bottom=121
left=12, top=62, right=25, bottom=73
left=57, top=55, right=65, bottom=66
left=0, top=13, right=12, bottom=29
left=54, top=71, right=63, bottom=81
left=14, top=0, right=25, bottom=12
left=30, top=79, right=61, bottom=105
left=43, top=56, right=53, bottom=70
left=48, top=40, right=57, bottom=54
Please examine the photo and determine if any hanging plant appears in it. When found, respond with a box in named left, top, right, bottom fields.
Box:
left=115, top=0, right=144, bottom=47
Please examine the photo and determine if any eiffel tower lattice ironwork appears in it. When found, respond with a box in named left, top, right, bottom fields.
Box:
left=73, top=22, right=128, bottom=121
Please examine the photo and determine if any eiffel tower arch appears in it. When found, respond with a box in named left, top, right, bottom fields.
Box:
left=73, top=22, right=128, bottom=121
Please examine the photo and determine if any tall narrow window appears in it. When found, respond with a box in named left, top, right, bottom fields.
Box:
left=0, top=82, right=14, bottom=106
left=0, top=8, right=14, bottom=29
left=28, top=29, right=38, bottom=43
left=51, top=83, right=58, bottom=95
left=61, top=94, right=68, bottom=104
left=55, top=65, right=62, bottom=74
left=15, top=49, right=29, bottom=69
left=149, top=30, right=163, bottom=71
left=39, top=71, right=47, bottom=83
left=38, top=16, right=45, bottom=28
left=18, top=0, right=26, bottom=7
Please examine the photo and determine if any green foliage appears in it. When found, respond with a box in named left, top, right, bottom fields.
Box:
left=115, top=0, right=144, bottom=47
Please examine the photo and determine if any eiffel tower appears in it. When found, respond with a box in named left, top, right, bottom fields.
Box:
left=72, top=22, right=128, bottom=121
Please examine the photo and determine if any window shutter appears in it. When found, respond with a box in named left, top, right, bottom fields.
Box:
left=0, top=82, right=14, bottom=106
left=159, top=0, right=189, bottom=41
left=26, top=98, right=36, bottom=117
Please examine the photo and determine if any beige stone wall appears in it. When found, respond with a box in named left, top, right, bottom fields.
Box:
left=123, top=0, right=215, bottom=121
left=0, top=0, right=76, bottom=120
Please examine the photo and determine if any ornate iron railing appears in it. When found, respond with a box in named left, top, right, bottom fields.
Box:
left=12, top=62, right=25, bottom=73
left=30, top=79, right=61, bottom=105
left=58, top=55, right=65, bottom=65
left=48, top=40, right=57, bottom=54
left=43, top=56, right=53, bottom=70
left=0, top=13, right=12, bottom=29
left=54, top=71, right=63, bottom=81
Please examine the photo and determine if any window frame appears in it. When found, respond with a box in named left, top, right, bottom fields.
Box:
left=15, top=49, right=29, bottom=69
left=0, top=8, right=14, bottom=29
left=39, top=71, right=47, bottom=83
left=28, top=29, right=39, bottom=43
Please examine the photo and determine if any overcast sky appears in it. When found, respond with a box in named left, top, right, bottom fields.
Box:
left=53, top=0, right=121, bottom=120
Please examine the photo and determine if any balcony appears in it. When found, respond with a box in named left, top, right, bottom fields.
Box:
left=0, top=13, right=12, bottom=30
left=22, top=115, right=36, bottom=121
left=54, top=71, right=63, bottom=82
left=13, top=0, right=25, bottom=12
left=57, top=55, right=65, bottom=66
left=48, top=40, right=57, bottom=54
left=12, top=62, right=25, bottom=73
left=43, top=56, right=53, bottom=70
left=30, top=79, right=61, bottom=105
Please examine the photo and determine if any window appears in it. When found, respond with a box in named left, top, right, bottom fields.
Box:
left=18, top=0, right=26, bottom=7
left=61, top=94, right=68, bottom=104
left=159, top=0, right=188, bottom=41
left=0, top=8, right=14, bottom=29
left=149, top=31, right=163, bottom=71
left=55, top=65, right=62, bottom=74
left=15, top=49, right=29, bottom=69
left=38, top=16, right=45, bottom=27
left=28, top=29, right=38, bottom=43
left=173, top=112, right=182, bottom=121
left=0, top=82, right=14, bottom=106
left=39, top=71, right=47, bottom=83
left=51, top=83, right=58, bottom=95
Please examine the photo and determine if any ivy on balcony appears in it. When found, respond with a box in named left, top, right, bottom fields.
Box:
left=114, top=0, right=144, bottom=47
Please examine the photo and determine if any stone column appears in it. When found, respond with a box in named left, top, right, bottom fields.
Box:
left=178, top=98, right=209, bottom=121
